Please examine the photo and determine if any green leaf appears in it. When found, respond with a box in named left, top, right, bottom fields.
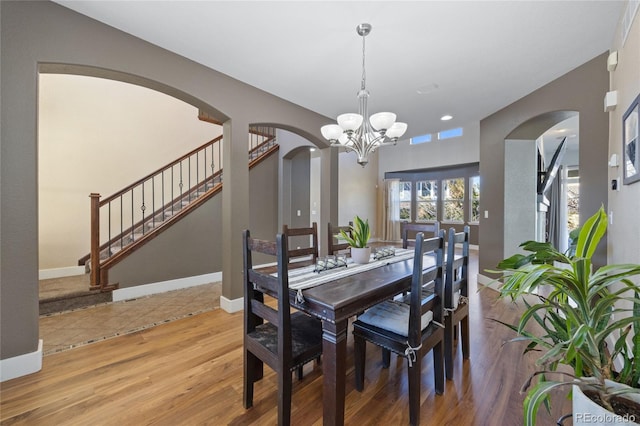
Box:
left=340, top=215, right=371, bottom=248
left=575, top=206, right=607, bottom=260
left=523, top=380, right=572, bottom=426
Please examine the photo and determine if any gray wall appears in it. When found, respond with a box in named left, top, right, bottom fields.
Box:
left=0, top=1, right=334, bottom=362
left=110, top=195, right=223, bottom=288
left=479, top=53, right=609, bottom=277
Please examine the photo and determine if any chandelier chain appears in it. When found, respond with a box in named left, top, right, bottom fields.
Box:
left=361, top=32, right=367, bottom=92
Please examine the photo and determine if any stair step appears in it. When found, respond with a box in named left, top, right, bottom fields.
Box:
left=40, top=290, right=112, bottom=316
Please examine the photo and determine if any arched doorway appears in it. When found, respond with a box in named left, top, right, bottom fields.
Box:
left=503, top=111, right=579, bottom=256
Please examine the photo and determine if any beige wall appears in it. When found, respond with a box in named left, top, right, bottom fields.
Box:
left=339, top=151, right=379, bottom=239
left=608, top=4, right=640, bottom=266
left=38, top=74, right=220, bottom=269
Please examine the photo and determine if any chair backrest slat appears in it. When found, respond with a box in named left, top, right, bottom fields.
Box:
left=282, top=222, right=318, bottom=267
left=327, top=222, right=353, bottom=255
left=247, top=269, right=279, bottom=295
left=251, top=299, right=279, bottom=325
left=401, top=222, right=440, bottom=249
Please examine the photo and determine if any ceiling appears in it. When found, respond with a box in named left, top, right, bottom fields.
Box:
left=54, top=1, right=625, bottom=141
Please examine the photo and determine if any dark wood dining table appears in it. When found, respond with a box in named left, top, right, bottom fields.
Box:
left=289, top=254, right=439, bottom=426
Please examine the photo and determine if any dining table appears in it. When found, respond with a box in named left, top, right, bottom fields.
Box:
left=286, top=249, right=440, bottom=426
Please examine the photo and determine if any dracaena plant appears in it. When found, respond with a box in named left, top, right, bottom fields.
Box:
left=492, top=207, right=640, bottom=426
left=339, top=216, right=370, bottom=248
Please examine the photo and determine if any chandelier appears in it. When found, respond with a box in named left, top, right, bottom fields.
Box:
left=321, top=23, right=407, bottom=167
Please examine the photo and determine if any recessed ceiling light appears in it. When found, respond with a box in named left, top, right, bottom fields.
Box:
left=441, top=115, right=453, bottom=121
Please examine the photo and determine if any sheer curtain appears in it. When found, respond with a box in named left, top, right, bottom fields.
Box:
left=382, top=179, right=401, bottom=241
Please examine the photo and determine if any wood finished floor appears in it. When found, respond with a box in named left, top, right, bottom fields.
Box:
left=1, top=252, right=572, bottom=425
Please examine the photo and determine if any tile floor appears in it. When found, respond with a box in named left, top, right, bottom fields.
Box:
left=40, top=282, right=221, bottom=355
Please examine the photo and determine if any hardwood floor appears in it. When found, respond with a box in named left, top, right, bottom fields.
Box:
left=1, top=251, right=572, bottom=425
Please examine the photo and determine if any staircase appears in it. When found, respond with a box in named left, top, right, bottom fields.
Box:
left=79, top=126, right=278, bottom=290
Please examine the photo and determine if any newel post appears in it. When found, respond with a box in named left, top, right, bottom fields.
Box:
left=89, top=193, right=101, bottom=290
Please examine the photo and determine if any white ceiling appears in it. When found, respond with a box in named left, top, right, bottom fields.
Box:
left=54, top=1, right=625, bottom=140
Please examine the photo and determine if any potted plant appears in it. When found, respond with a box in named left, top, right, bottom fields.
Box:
left=340, top=215, right=371, bottom=264
left=493, top=207, right=640, bottom=425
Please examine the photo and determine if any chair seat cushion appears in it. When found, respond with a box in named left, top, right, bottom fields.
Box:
left=357, top=300, right=433, bottom=337
left=247, top=311, right=322, bottom=366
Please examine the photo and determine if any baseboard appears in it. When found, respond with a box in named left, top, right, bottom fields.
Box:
left=220, top=295, right=243, bottom=313
left=112, top=272, right=222, bottom=302
left=0, top=340, right=43, bottom=382
left=477, top=273, right=501, bottom=293
left=39, top=266, right=85, bottom=280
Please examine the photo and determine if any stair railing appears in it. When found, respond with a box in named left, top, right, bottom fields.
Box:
left=87, top=126, right=277, bottom=290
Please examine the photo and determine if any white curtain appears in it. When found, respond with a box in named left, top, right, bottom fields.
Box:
left=382, top=179, right=401, bottom=241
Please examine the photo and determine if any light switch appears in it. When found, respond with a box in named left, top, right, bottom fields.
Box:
left=297, top=210, right=301, bottom=217
left=484, top=210, right=489, bottom=219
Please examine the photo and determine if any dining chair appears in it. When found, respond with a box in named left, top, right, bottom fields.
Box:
left=242, top=229, right=323, bottom=426
left=282, top=222, right=318, bottom=268
left=401, top=221, right=440, bottom=248
left=327, top=222, right=353, bottom=255
left=352, top=232, right=445, bottom=426
left=443, top=226, right=470, bottom=380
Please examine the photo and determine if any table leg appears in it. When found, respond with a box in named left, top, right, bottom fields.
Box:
left=322, top=319, right=348, bottom=426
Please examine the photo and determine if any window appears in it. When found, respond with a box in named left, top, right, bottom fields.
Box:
left=399, top=181, right=412, bottom=220
left=469, top=176, right=480, bottom=223
left=442, top=178, right=465, bottom=222
left=416, top=180, right=437, bottom=221
left=410, top=134, right=432, bottom=144
left=437, top=127, right=463, bottom=140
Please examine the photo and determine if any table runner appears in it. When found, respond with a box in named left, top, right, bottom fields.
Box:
left=286, top=248, right=415, bottom=291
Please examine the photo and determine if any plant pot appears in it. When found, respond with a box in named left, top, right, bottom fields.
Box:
left=351, top=247, right=371, bottom=264
left=573, top=382, right=640, bottom=426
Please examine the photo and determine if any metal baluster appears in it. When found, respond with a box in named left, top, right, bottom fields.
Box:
left=152, top=178, right=155, bottom=228
left=161, top=171, right=165, bottom=223
left=120, top=194, right=123, bottom=251
left=141, top=183, right=146, bottom=235
left=211, top=142, right=220, bottom=185
left=130, top=188, right=134, bottom=242
left=108, top=202, right=112, bottom=258
left=179, top=162, right=183, bottom=202
left=188, top=156, right=191, bottom=201
left=171, top=166, right=174, bottom=215
left=218, top=140, right=222, bottom=183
